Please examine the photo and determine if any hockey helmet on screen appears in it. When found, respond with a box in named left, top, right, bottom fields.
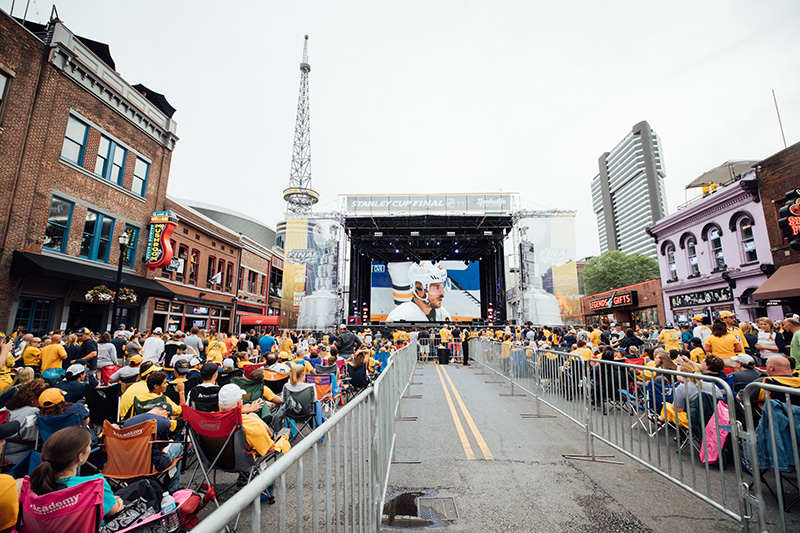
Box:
left=408, top=262, right=449, bottom=305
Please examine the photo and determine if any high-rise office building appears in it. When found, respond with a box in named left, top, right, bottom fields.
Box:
left=591, top=120, right=667, bottom=259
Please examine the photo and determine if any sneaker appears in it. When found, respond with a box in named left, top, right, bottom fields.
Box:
left=276, top=427, right=291, bottom=439
left=260, top=492, right=275, bottom=504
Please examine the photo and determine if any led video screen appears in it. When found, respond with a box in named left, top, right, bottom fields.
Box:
left=370, top=260, right=481, bottom=322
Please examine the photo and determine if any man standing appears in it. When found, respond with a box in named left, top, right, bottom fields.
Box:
left=40, top=333, right=67, bottom=371
left=692, top=315, right=711, bottom=344
left=387, top=262, right=451, bottom=322
left=784, top=318, right=800, bottom=365
left=76, top=328, right=98, bottom=371
left=258, top=332, right=276, bottom=355
left=184, top=327, right=206, bottom=361
left=335, top=324, right=362, bottom=358
left=657, top=322, right=681, bottom=352
left=720, top=311, right=747, bottom=354
left=142, top=328, right=166, bottom=363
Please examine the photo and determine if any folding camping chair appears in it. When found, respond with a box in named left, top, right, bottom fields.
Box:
left=101, top=419, right=182, bottom=490
left=131, top=394, right=169, bottom=418
left=342, top=364, right=370, bottom=403
left=281, top=386, right=318, bottom=440
left=243, top=363, right=266, bottom=379
left=36, top=413, right=90, bottom=448
left=263, top=370, right=289, bottom=397
left=188, top=385, right=221, bottom=412
left=84, top=383, right=121, bottom=428
left=305, top=373, right=340, bottom=415
left=182, top=404, right=278, bottom=523
left=15, top=476, right=104, bottom=533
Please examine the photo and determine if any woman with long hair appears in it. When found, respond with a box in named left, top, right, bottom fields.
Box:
left=282, top=363, right=317, bottom=401
left=0, top=367, right=34, bottom=407
left=29, top=426, right=122, bottom=523
left=278, top=330, right=294, bottom=355
left=96, top=332, right=118, bottom=370
left=206, top=333, right=226, bottom=364
left=4, top=379, right=49, bottom=463
left=703, top=320, right=742, bottom=361
left=64, top=333, right=81, bottom=368
left=754, top=317, right=786, bottom=362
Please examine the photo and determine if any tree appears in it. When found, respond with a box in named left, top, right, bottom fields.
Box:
left=579, top=251, right=660, bottom=295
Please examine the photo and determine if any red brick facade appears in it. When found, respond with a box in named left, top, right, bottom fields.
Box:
left=580, top=279, right=665, bottom=328
left=755, top=140, right=800, bottom=268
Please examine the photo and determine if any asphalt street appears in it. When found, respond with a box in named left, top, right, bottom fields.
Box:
left=383, top=361, right=742, bottom=532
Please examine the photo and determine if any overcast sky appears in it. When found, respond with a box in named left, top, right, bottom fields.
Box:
left=7, top=1, right=799, bottom=258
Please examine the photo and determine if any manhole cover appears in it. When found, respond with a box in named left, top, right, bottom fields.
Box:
left=417, top=497, right=458, bottom=521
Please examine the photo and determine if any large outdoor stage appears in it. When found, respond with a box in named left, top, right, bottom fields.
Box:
left=341, top=194, right=515, bottom=324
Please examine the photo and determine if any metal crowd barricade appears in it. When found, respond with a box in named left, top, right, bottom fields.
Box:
left=741, top=382, right=800, bottom=533
left=467, top=339, right=788, bottom=532
left=191, top=342, right=418, bottom=533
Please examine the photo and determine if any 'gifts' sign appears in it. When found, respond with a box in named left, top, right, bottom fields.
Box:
left=778, top=188, right=800, bottom=251
left=146, top=211, right=178, bottom=270
left=588, top=291, right=638, bottom=311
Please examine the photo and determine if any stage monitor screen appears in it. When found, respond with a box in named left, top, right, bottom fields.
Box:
left=370, top=261, right=481, bottom=322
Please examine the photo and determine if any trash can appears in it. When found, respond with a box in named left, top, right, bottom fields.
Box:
left=437, top=346, right=451, bottom=365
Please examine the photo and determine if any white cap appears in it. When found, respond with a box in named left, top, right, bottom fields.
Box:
left=153, top=327, right=163, bottom=334
left=66, top=364, right=86, bottom=377
left=222, top=358, right=235, bottom=369
left=239, top=333, right=247, bottom=339
left=339, top=324, right=347, bottom=330
left=218, top=384, right=245, bottom=410
left=732, top=353, right=755, bottom=365
left=190, top=357, right=201, bottom=366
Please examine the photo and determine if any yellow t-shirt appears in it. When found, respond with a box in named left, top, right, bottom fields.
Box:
left=241, top=412, right=276, bottom=456
left=689, top=347, right=706, bottom=363
left=705, top=334, right=738, bottom=359
left=588, top=330, right=601, bottom=348
left=22, top=346, right=41, bottom=367
left=571, top=347, right=594, bottom=362
left=41, top=343, right=68, bottom=371
left=660, top=329, right=681, bottom=352
left=0, top=474, right=17, bottom=531
left=119, top=380, right=149, bottom=417
left=728, top=327, right=747, bottom=353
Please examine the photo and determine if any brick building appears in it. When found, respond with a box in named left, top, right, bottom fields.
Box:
left=0, top=12, right=178, bottom=336
left=581, top=279, right=665, bottom=329
left=752, top=140, right=800, bottom=312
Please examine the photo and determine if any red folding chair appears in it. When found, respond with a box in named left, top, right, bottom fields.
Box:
left=16, top=476, right=104, bottom=533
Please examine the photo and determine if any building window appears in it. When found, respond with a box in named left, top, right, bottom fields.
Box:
left=61, top=115, right=89, bottom=165
left=13, top=298, right=54, bottom=338
left=739, top=217, right=758, bottom=263
left=238, top=267, right=244, bottom=292
left=94, top=136, right=127, bottom=185
left=177, top=245, right=188, bottom=282
left=686, top=237, right=700, bottom=276
left=162, top=239, right=176, bottom=279
left=217, top=259, right=225, bottom=289
left=666, top=243, right=677, bottom=281
left=226, top=263, right=234, bottom=292
left=132, top=158, right=149, bottom=197
left=189, top=249, right=199, bottom=285
left=709, top=227, right=725, bottom=270
left=270, top=267, right=283, bottom=298
left=79, top=210, right=114, bottom=262
left=247, top=271, right=258, bottom=294
left=206, top=256, right=216, bottom=288
left=122, top=225, right=139, bottom=268
left=260, top=274, right=267, bottom=296
left=43, top=196, right=74, bottom=253
left=0, top=71, right=10, bottom=124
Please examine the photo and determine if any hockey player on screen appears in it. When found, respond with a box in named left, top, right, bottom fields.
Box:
left=387, top=262, right=452, bottom=322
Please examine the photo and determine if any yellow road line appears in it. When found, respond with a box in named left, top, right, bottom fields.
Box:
left=434, top=363, right=475, bottom=460
left=440, top=365, right=494, bottom=460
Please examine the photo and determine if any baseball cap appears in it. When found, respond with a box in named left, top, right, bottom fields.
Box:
left=218, top=383, right=245, bottom=410
left=279, top=351, right=290, bottom=361
left=692, top=315, right=704, bottom=321
left=664, top=322, right=674, bottom=329
left=174, top=331, right=185, bottom=337
left=339, top=324, right=347, bottom=330
left=732, top=353, right=755, bottom=365
left=174, top=360, right=191, bottom=374
left=76, top=327, right=91, bottom=336
left=720, top=311, right=736, bottom=319
left=190, top=357, right=201, bottom=366
left=222, top=358, right=235, bottom=369
left=141, top=364, right=162, bottom=377
left=153, top=327, right=163, bottom=334
left=239, top=333, right=247, bottom=339
left=66, top=364, right=86, bottom=377
left=39, top=388, right=66, bottom=408
left=0, top=420, right=20, bottom=440
left=129, top=354, right=143, bottom=364
left=153, top=401, right=173, bottom=415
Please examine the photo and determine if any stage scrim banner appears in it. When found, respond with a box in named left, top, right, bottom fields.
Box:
left=344, top=193, right=512, bottom=216
left=281, top=217, right=343, bottom=330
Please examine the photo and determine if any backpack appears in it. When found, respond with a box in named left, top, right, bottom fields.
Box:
left=179, top=484, right=216, bottom=529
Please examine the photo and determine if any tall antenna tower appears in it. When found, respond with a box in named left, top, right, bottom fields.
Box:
left=283, top=35, right=319, bottom=215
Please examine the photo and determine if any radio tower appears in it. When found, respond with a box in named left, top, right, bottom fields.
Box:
left=283, top=35, right=319, bottom=215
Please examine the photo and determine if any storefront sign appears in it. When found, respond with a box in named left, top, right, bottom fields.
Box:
left=670, top=287, right=732, bottom=309
left=146, top=211, right=178, bottom=270
left=154, top=300, right=169, bottom=312
left=191, top=306, right=209, bottom=315
left=169, top=303, right=184, bottom=314
left=778, top=188, right=800, bottom=251
left=588, top=291, right=638, bottom=311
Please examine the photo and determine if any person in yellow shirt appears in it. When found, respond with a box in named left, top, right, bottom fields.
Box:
left=119, top=362, right=163, bottom=418
left=720, top=311, right=747, bottom=354
left=703, top=321, right=742, bottom=362
left=40, top=333, right=68, bottom=371
left=21, top=337, right=42, bottom=370
left=688, top=338, right=706, bottom=363
left=587, top=326, right=601, bottom=348
left=657, top=323, right=681, bottom=352
left=570, top=340, right=594, bottom=362
left=218, top=383, right=291, bottom=456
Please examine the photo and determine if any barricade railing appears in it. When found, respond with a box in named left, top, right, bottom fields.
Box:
left=468, top=339, right=800, bottom=532
left=741, top=381, right=800, bottom=533
left=416, top=337, right=462, bottom=363
left=192, top=341, right=418, bottom=533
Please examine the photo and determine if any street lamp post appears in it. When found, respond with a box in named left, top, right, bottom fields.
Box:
left=110, top=232, right=130, bottom=333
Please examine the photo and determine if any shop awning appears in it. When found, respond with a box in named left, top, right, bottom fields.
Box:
left=11, top=251, right=175, bottom=299
left=752, top=264, right=800, bottom=301
left=239, top=313, right=280, bottom=326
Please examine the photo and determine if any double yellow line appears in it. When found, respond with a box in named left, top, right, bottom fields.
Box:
left=435, top=364, right=493, bottom=461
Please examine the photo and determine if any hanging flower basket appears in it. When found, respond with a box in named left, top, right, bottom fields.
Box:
left=117, top=287, right=138, bottom=304
left=85, top=285, right=114, bottom=303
